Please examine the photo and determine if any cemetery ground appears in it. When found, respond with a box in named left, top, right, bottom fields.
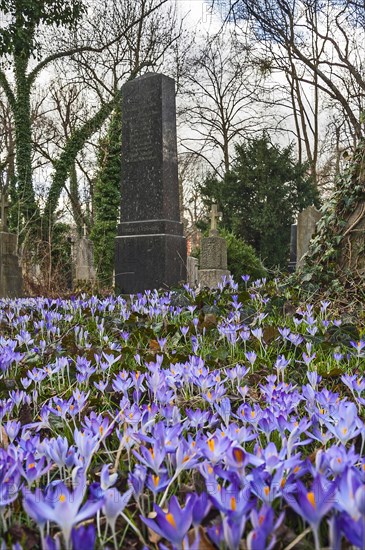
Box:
left=0, top=278, right=364, bottom=550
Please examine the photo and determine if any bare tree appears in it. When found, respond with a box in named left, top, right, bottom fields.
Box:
left=228, top=0, right=365, bottom=178
left=179, top=29, right=272, bottom=178
left=40, top=0, right=187, bottom=230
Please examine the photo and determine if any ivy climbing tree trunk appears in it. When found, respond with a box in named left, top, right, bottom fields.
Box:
left=299, top=141, right=365, bottom=296
left=14, top=55, right=38, bottom=225
left=41, top=93, right=120, bottom=237
left=69, top=162, right=83, bottom=235
left=90, top=104, right=122, bottom=287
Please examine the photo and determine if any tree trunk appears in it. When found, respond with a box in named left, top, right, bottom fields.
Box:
left=14, top=56, right=38, bottom=226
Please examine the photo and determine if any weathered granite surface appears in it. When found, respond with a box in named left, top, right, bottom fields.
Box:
left=200, top=236, right=228, bottom=270
left=115, top=73, right=186, bottom=293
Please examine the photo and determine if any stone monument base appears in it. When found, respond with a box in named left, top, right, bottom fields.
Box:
left=0, top=232, right=23, bottom=298
left=198, top=269, right=230, bottom=289
left=115, top=233, right=187, bottom=294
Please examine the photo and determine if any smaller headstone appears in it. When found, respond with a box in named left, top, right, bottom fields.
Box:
left=0, top=194, right=23, bottom=298
left=74, top=225, right=96, bottom=285
left=288, top=224, right=297, bottom=272
left=187, top=256, right=199, bottom=287
left=297, top=205, right=322, bottom=268
left=198, top=204, right=230, bottom=288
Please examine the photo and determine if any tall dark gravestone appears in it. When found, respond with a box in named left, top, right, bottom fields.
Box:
left=115, top=73, right=187, bottom=293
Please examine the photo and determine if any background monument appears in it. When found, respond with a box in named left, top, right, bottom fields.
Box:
left=0, top=193, right=23, bottom=298
left=198, top=204, right=230, bottom=288
left=73, top=224, right=96, bottom=286
left=115, top=73, right=186, bottom=293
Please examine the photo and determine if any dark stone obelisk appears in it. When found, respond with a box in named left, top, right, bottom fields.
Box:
left=115, top=73, right=187, bottom=293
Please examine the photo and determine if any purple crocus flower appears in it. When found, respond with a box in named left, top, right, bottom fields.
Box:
left=324, top=401, right=361, bottom=445
left=133, top=443, right=166, bottom=474
left=102, top=487, right=133, bottom=545
left=284, top=476, right=337, bottom=549
left=100, top=463, right=118, bottom=490
left=247, top=504, right=284, bottom=550
left=338, top=513, right=365, bottom=549
left=128, top=464, right=147, bottom=499
left=141, top=494, right=195, bottom=546
left=4, top=420, right=21, bottom=442
left=146, top=471, right=170, bottom=494
left=23, top=474, right=103, bottom=547
left=191, top=492, right=211, bottom=527
left=245, top=351, right=257, bottom=368
left=21, top=453, right=50, bottom=485
left=207, top=522, right=224, bottom=547
left=222, top=513, right=247, bottom=550
left=349, top=339, right=365, bottom=355
left=71, top=524, right=96, bottom=550
left=200, top=434, right=231, bottom=464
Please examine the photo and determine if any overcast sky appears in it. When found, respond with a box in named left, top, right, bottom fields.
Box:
left=176, top=0, right=224, bottom=31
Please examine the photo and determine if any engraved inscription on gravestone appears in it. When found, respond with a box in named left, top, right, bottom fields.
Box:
left=126, top=108, right=159, bottom=163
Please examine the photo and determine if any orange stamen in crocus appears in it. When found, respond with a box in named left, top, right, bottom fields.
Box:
left=207, top=439, right=215, bottom=452
left=166, top=513, right=176, bottom=528
left=153, top=475, right=159, bottom=487
left=233, top=448, right=244, bottom=464
left=307, top=492, right=316, bottom=508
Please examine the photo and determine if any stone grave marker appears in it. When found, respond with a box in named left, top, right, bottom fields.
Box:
left=74, top=224, right=96, bottom=285
left=297, top=205, right=322, bottom=268
left=187, top=256, right=199, bottom=287
left=198, top=204, right=230, bottom=288
left=0, top=193, right=23, bottom=298
left=288, top=223, right=297, bottom=272
left=115, top=73, right=187, bottom=293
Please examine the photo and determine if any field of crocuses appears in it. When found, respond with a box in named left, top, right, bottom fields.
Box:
left=0, top=276, right=364, bottom=550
